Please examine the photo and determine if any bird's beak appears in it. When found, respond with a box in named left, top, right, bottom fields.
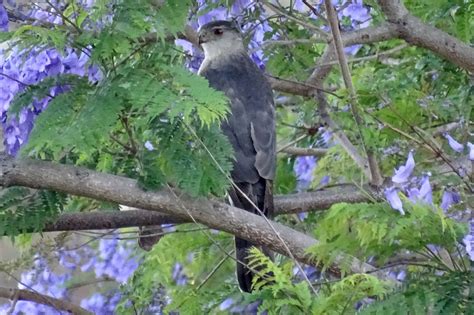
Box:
left=198, top=33, right=207, bottom=45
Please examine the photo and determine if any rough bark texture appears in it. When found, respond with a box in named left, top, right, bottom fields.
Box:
left=0, top=153, right=380, bottom=276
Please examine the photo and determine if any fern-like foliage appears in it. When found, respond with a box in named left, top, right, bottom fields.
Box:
left=309, top=202, right=467, bottom=271
left=246, top=249, right=391, bottom=314
left=117, top=225, right=237, bottom=314
left=3, top=0, right=232, bottom=201
left=0, top=188, right=65, bottom=236
left=360, top=271, right=473, bottom=314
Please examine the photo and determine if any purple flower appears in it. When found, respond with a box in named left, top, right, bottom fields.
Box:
left=384, top=187, right=405, bottom=215
left=293, top=156, right=317, bottom=190
left=440, top=189, right=461, bottom=211
left=396, top=270, right=407, bottom=281
left=320, top=175, right=330, bottom=186
left=344, top=44, right=362, bottom=55
left=463, top=220, right=473, bottom=261
left=80, top=293, right=106, bottom=313
left=321, top=128, right=332, bottom=146
left=171, top=263, right=188, bottom=286
left=219, top=298, right=234, bottom=310
left=292, top=0, right=307, bottom=12
left=443, top=133, right=464, bottom=153
left=463, top=234, right=474, bottom=261
left=407, top=175, right=433, bottom=205
left=467, top=142, right=474, bottom=161
left=297, top=212, right=308, bottom=221
left=342, top=1, right=371, bottom=28
left=392, top=151, right=415, bottom=184
left=144, top=141, right=154, bottom=151
left=0, top=2, right=8, bottom=31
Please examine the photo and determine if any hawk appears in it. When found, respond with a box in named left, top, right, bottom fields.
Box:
left=198, top=20, right=276, bottom=292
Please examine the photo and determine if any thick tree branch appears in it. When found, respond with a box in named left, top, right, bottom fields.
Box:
left=378, top=0, right=474, bottom=72
left=0, top=154, right=380, bottom=276
left=37, top=185, right=370, bottom=233
left=0, top=287, right=92, bottom=315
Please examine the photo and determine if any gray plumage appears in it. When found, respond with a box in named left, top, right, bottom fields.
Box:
left=198, top=20, right=276, bottom=292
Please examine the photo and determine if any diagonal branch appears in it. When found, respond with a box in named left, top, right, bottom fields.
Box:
left=0, top=154, right=380, bottom=277
left=0, top=287, right=92, bottom=315
left=324, top=0, right=383, bottom=187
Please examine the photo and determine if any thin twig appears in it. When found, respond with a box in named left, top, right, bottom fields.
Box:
left=6, top=290, right=20, bottom=315
left=262, top=0, right=329, bottom=37
left=388, top=105, right=473, bottom=192
left=196, top=253, right=232, bottom=290
left=45, top=0, right=82, bottom=33
left=301, top=0, right=328, bottom=22
left=277, top=134, right=308, bottom=153
left=315, top=44, right=408, bottom=67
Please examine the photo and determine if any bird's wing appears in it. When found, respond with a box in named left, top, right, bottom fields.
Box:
left=201, top=54, right=276, bottom=183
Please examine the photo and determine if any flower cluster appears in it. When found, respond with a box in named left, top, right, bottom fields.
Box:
left=0, top=3, right=102, bottom=155
left=0, top=233, right=140, bottom=314
left=384, top=142, right=473, bottom=262
left=384, top=150, right=462, bottom=215
left=385, top=130, right=472, bottom=217
left=292, top=0, right=371, bottom=54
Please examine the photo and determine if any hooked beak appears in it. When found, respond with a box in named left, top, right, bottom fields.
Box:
left=198, top=34, right=204, bottom=45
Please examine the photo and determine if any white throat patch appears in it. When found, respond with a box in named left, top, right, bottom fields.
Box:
left=198, top=37, right=244, bottom=75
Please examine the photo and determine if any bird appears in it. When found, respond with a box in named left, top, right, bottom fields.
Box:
left=198, top=20, right=276, bottom=293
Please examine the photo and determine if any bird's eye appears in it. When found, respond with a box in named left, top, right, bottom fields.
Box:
left=213, top=28, right=223, bottom=35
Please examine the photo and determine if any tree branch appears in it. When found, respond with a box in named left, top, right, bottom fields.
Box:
left=36, top=185, right=370, bottom=233
left=278, top=146, right=328, bottom=157
left=378, top=0, right=474, bottom=72
left=324, top=0, right=383, bottom=186
left=0, top=154, right=380, bottom=277
left=0, top=287, right=92, bottom=315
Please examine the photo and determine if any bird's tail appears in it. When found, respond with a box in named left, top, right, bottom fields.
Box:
left=230, top=179, right=273, bottom=293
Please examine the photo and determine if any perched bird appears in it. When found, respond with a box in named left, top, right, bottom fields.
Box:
left=198, top=20, right=276, bottom=292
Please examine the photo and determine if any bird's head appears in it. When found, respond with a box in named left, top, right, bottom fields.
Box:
left=198, top=20, right=245, bottom=59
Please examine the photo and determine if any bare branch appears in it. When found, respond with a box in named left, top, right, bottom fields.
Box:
left=34, top=185, right=371, bottom=233
left=0, top=287, right=92, bottom=315
left=0, top=154, right=380, bottom=277
left=378, top=0, right=474, bottom=72
left=278, top=146, right=328, bottom=157
left=324, top=0, right=383, bottom=187
left=315, top=91, right=371, bottom=177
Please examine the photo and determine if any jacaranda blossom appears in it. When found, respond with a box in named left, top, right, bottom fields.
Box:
left=294, top=156, right=317, bottom=190
left=467, top=142, right=474, bottom=161
left=440, top=189, right=461, bottom=211
left=392, top=151, right=415, bottom=184
left=463, top=220, right=474, bottom=261
left=443, top=133, right=464, bottom=153
left=384, top=187, right=405, bottom=215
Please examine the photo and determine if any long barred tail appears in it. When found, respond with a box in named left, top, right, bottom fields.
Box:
left=230, top=179, right=273, bottom=293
